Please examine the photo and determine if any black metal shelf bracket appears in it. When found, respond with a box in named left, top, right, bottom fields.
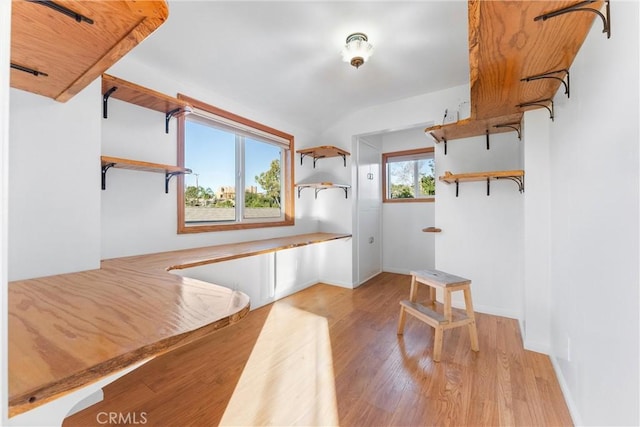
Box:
left=166, top=108, right=182, bottom=134
left=10, top=63, right=48, bottom=77
left=494, top=121, right=522, bottom=140
left=101, top=163, right=115, bottom=190
left=496, top=176, right=525, bottom=193
left=300, top=153, right=347, bottom=168
left=165, top=172, right=183, bottom=194
left=297, top=185, right=348, bottom=199
left=453, top=175, right=524, bottom=197
left=521, top=69, right=570, bottom=98
left=517, top=98, right=554, bottom=121
left=28, top=0, right=94, bottom=24
left=534, top=0, right=610, bottom=39
left=102, top=86, right=117, bottom=119
left=443, top=138, right=448, bottom=156
left=486, top=130, right=490, bottom=150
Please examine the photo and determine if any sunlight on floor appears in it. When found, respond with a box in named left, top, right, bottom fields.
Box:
left=219, top=302, right=339, bottom=426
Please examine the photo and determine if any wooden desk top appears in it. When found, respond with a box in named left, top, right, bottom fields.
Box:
left=9, top=232, right=351, bottom=417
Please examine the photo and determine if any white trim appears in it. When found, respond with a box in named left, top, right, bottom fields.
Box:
left=190, top=107, right=290, bottom=148
left=550, top=355, right=582, bottom=426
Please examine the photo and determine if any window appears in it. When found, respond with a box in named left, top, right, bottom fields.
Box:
left=382, top=148, right=435, bottom=203
left=177, top=95, right=294, bottom=233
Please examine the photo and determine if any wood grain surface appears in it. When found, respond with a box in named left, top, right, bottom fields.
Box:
left=64, top=273, right=573, bottom=427
left=469, top=0, right=600, bottom=119
left=11, top=1, right=168, bottom=101
left=9, top=232, right=350, bottom=417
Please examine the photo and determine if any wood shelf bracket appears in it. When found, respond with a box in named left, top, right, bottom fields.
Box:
left=517, top=98, right=554, bottom=121
left=521, top=69, right=570, bottom=99
left=29, top=0, right=94, bottom=25
left=493, top=121, right=522, bottom=140
left=534, top=0, right=610, bottom=39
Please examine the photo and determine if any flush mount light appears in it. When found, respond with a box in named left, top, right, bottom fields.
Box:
left=341, top=32, right=374, bottom=69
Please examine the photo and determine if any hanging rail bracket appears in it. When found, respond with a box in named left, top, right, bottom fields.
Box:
left=10, top=63, right=48, bottom=77
left=521, top=69, right=570, bottom=98
left=534, top=0, right=610, bottom=39
left=28, top=0, right=94, bottom=24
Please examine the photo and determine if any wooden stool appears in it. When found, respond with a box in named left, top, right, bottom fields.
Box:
left=397, top=269, right=479, bottom=362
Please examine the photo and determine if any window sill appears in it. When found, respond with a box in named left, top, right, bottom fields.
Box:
left=383, top=197, right=435, bottom=204
left=178, top=218, right=294, bottom=234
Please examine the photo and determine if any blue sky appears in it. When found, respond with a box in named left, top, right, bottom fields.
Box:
left=184, top=120, right=280, bottom=192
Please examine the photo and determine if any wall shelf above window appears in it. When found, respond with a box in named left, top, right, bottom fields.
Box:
left=296, top=146, right=350, bottom=168
left=101, top=74, right=192, bottom=133
left=296, top=182, right=350, bottom=199
left=439, top=170, right=524, bottom=197
left=101, top=156, right=192, bottom=194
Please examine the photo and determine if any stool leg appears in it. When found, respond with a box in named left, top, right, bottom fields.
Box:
left=444, top=289, right=452, bottom=322
left=398, top=275, right=418, bottom=335
left=463, top=286, right=479, bottom=352
left=397, top=306, right=406, bottom=335
left=433, top=325, right=443, bottom=362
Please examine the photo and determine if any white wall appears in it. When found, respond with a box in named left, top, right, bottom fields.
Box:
left=381, top=127, right=436, bottom=274
left=522, top=108, right=551, bottom=354
left=100, top=56, right=322, bottom=259
left=319, top=84, right=470, bottom=286
left=9, top=83, right=101, bottom=281
left=434, top=131, right=524, bottom=318
left=545, top=3, right=639, bottom=425
left=1, top=1, right=11, bottom=423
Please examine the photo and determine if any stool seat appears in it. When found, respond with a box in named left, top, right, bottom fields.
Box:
left=398, top=269, right=479, bottom=362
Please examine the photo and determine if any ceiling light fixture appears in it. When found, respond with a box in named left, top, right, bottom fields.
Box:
left=341, top=32, right=373, bottom=69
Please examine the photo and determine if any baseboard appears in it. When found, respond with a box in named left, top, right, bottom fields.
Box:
left=319, top=279, right=354, bottom=289
left=382, top=267, right=411, bottom=275
left=550, top=355, right=582, bottom=426
left=522, top=339, right=550, bottom=355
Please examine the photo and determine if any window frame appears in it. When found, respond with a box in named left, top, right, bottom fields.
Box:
left=176, top=94, right=295, bottom=233
left=382, top=147, right=435, bottom=203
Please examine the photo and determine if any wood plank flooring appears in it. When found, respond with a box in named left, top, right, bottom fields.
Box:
left=64, top=272, right=573, bottom=426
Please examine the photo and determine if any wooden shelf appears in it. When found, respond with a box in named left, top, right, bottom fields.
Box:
left=470, top=1, right=601, bottom=120
left=10, top=1, right=168, bottom=102
left=426, top=1, right=604, bottom=143
left=296, top=182, right=350, bottom=199
left=102, top=74, right=192, bottom=133
left=296, top=146, right=350, bottom=168
left=439, top=170, right=524, bottom=197
left=425, top=113, right=523, bottom=146
left=101, top=156, right=192, bottom=193
left=422, top=227, right=442, bottom=233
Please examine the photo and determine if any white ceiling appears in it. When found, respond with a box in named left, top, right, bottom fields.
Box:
left=129, top=1, right=470, bottom=134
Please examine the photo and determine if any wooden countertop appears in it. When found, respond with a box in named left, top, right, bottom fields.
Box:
left=9, top=232, right=351, bottom=417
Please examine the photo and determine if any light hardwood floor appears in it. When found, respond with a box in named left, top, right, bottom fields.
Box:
left=64, top=272, right=573, bottom=426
